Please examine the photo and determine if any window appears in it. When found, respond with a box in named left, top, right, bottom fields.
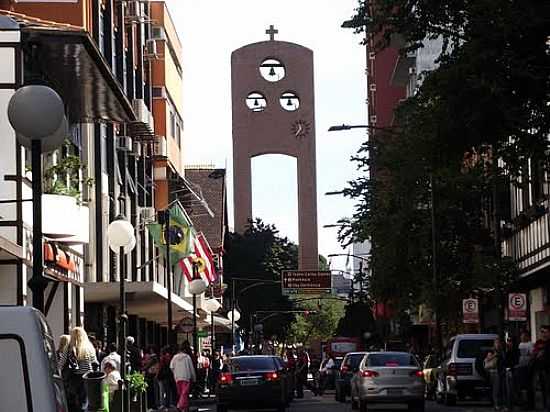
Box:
left=176, top=123, right=181, bottom=148
left=98, top=10, right=105, bottom=55
left=170, top=111, right=176, bottom=138
left=231, top=357, right=277, bottom=371
left=366, top=353, right=418, bottom=367
left=0, top=336, right=31, bottom=411
left=457, top=339, right=494, bottom=359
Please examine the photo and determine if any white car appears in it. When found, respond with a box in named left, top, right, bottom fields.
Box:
left=436, top=334, right=497, bottom=405
left=351, top=351, right=425, bottom=412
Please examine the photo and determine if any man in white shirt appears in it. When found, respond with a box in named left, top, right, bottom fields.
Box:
left=170, top=344, right=196, bottom=412
left=101, top=343, right=121, bottom=372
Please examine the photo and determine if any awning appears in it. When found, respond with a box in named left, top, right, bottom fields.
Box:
left=0, top=12, right=135, bottom=123
left=84, top=281, right=195, bottom=323
left=0, top=234, right=23, bottom=261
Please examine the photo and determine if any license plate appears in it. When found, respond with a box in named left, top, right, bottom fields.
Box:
left=240, top=379, right=260, bottom=386
left=387, top=389, right=402, bottom=396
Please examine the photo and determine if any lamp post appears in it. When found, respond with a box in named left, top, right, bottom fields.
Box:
left=7, top=85, right=67, bottom=312
left=227, top=277, right=280, bottom=352
left=228, top=306, right=241, bottom=353
left=188, top=263, right=207, bottom=359
left=204, top=297, right=221, bottom=353
left=107, top=215, right=136, bottom=411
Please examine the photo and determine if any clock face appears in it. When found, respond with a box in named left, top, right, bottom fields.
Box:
left=291, top=120, right=311, bottom=139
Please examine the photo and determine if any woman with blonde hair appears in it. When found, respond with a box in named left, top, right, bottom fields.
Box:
left=59, top=327, right=98, bottom=412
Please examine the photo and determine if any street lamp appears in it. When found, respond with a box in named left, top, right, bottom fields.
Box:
left=188, top=263, right=207, bottom=358
left=107, top=215, right=136, bottom=410
left=7, top=85, right=67, bottom=312
left=204, top=298, right=221, bottom=352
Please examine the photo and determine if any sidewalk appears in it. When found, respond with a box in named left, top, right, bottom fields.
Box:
left=150, top=395, right=217, bottom=412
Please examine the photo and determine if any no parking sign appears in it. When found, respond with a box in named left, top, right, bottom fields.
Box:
left=463, top=298, right=479, bottom=324
left=508, top=293, right=527, bottom=321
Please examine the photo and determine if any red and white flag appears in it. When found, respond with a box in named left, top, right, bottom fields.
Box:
left=178, top=232, right=217, bottom=284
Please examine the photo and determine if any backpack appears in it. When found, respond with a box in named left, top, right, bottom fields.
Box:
left=62, top=349, right=83, bottom=380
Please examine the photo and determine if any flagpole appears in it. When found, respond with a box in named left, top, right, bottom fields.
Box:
left=164, top=208, right=174, bottom=346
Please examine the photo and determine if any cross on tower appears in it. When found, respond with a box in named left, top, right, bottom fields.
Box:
left=266, top=24, right=279, bottom=41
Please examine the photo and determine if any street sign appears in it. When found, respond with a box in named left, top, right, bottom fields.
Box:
left=508, top=293, right=527, bottom=321
left=462, top=298, right=479, bottom=324
left=281, top=270, right=332, bottom=296
left=176, top=318, right=194, bottom=333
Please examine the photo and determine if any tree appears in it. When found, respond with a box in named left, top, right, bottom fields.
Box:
left=289, top=299, right=345, bottom=346
left=338, top=0, right=544, bottom=325
left=223, top=219, right=297, bottom=340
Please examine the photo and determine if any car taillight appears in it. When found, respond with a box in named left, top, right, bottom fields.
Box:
left=362, top=369, right=379, bottom=378
left=410, top=370, right=424, bottom=378
left=219, top=372, right=233, bottom=384
left=341, top=366, right=349, bottom=373
left=264, top=371, right=280, bottom=381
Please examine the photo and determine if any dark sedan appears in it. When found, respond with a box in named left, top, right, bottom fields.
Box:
left=216, top=355, right=289, bottom=412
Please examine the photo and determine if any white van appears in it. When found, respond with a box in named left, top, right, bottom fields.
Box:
left=0, top=306, right=67, bottom=412
left=436, top=333, right=497, bottom=405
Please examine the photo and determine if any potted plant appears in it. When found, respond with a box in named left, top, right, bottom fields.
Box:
left=127, top=372, right=148, bottom=412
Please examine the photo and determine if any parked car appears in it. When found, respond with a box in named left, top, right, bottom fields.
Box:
left=435, top=334, right=497, bottom=405
left=216, top=355, right=289, bottom=412
left=350, top=351, right=425, bottom=412
left=0, top=306, right=67, bottom=412
left=422, top=354, right=441, bottom=400
left=335, top=351, right=368, bottom=402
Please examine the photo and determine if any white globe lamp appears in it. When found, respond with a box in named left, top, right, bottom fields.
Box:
left=204, top=298, right=221, bottom=313
left=228, top=309, right=241, bottom=323
left=188, top=278, right=208, bottom=295
left=107, top=218, right=136, bottom=253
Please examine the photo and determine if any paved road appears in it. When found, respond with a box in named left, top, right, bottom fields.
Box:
left=195, top=390, right=494, bottom=412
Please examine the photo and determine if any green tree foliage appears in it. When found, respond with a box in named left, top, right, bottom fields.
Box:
left=224, top=219, right=297, bottom=340
left=339, top=0, right=543, bottom=320
left=336, top=301, right=375, bottom=338
left=289, top=299, right=345, bottom=345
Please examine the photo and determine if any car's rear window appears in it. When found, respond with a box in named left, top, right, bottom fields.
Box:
left=367, top=353, right=418, bottom=367
left=457, top=339, right=494, bottom=358
left=232, top=357, right=276, bottom=371
left=345, top=353, right=366, bottom=369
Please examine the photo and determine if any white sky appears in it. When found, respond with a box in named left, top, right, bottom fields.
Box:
left=167, top=0, right=367, bottom=266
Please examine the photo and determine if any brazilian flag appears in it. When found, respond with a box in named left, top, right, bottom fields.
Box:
left=147, top=204, right=194, bottom=263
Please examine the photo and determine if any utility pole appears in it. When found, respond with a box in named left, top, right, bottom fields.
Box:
left=430, top=173, right=443, bottom=356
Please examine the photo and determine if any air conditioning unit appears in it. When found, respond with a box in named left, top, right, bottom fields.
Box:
left=132, top=141, right=142, bottom=157
left=406, top=49, right=417, bottom=58
left=132, top=98, right=154, bottom=130
left=151, top=26, right=166, bottom=41
left=369, top=115, right=377, bottom=124
left=144, top=39, right=158, bottom=60
left=140, top=207, right=156, bottom=223
left=154, top=136, right=167, bottom=157
left=409, top=67, right=417, bottom=75
left=116, top=135, right=133, bottom=152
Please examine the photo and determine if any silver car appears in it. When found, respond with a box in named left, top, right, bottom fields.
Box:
left=351, top=351, right=425, bottom=412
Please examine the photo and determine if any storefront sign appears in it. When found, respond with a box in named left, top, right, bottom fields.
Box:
left=508, top=293, right=527, bottom=321
left=462, top=298, right=479, bottom=324
left=281, top=270, right=331, bottom=296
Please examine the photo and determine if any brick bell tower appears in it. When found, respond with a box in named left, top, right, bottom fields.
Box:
left=231, top=26, right=319, bottom=271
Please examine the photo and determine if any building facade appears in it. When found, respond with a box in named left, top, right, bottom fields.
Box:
left=0, top=0, right=223, bottom=350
